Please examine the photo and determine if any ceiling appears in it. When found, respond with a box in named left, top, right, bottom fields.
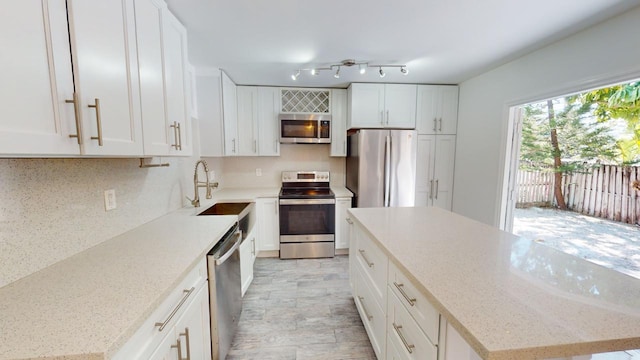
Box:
left=165, top=0, right=640, bottom=88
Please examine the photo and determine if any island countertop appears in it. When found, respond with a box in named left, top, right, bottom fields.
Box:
left=347, top=206, right=640, bottom=360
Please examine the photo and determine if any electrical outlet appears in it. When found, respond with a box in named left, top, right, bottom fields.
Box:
left=256, top=168, right=262, bottom=176
left=104, top=189, right=117, bottom=211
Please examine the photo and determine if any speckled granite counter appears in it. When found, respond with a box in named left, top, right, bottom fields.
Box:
left=0, top=187, right=280, bottom=360
left=348, top=206, right=640, bottom=360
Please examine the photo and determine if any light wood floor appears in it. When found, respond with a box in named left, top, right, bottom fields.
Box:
left=227, top=256, right=376, bottom=359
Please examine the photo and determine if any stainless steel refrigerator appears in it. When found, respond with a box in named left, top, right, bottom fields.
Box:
left=346, top=129, right=417, bottom=208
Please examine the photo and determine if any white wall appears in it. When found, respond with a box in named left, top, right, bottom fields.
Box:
left=205, top=144, right=346, bottom=188
left=453, top=6, right=640, bottom=226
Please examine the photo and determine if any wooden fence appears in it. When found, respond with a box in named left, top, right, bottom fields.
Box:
left=517, top=165, right=640, bottom=225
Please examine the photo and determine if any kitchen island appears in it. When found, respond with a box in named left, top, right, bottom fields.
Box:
left=347, top=206, right=640, bottom=360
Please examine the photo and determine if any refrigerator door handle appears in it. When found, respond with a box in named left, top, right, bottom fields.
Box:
left=384, top=135, right=391, bottom=207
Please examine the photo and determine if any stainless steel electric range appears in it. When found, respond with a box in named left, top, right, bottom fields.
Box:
left=279, top=171, right=336, bottom=259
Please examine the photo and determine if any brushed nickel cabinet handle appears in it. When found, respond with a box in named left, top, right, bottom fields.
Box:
left=429, top=180, right=434, bottom=200
left=357, top=296, right=373, bottom=321
left=393, top=322, right=415, bottom=353
left=170, top=121, right=179, bottom=149
left=435, top=179, right=439, bottom=200
left=155, top=287, right=195, bottom=331
left=232, top=138, right=236, bottom=153
left=65, top=92, right=82, bottom=145
left=254, top=139, right=257, bottom=153
left=177, top=122, right=182, bottom=150
left=433, top=118, right=437, bottom=131
left=393, top=282, right=417, bottom=306
left=88, top=98, right=103, bottom=146
left=381, top=110, right=384, bottom=125
left=386, top=110, right=390, bottom=125
left=439, top=118, right=443, bottom=131
left=358, top=249, right=374, bottom=268
left=179, top=327, right=191, bottom=360
left=171, top=338, right=184, bottom=360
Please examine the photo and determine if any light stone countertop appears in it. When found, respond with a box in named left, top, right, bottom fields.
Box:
left=347, top=206, right=640, bottom=360
left=0, top=187, right=283, bottom=360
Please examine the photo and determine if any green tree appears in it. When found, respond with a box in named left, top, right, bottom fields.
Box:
left=579, top=81, right=640, bottom=164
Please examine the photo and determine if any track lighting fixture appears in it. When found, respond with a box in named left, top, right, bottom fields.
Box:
left=290, top=59, right=408, bottom=80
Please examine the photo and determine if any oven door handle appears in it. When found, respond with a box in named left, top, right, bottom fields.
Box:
left=279, top=199, right=336, bottom=205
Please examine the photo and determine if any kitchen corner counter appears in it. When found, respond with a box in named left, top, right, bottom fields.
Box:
left=348, top=206, right=640, bottom=360
left=0, top=207, right=237, bottom=360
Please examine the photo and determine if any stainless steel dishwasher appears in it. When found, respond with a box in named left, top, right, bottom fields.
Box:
left=207, top=222, right=242, bottom=360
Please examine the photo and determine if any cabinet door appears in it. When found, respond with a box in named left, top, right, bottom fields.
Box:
left=173, top=285, right=212, bottom=360
left=433, top=135, right=456, bottom=210
left=257, top=87, right=280, bottom=156
left=384, top=84, right=416, bottom=129
left=163, top=9, right=191, bottom=155
left=335, top=197, right=352, bottom=249
left=135, top=0, right=169, bottom=156
left=257, top=197, right=280, bottom=252
left=415, top=135, right=436, bottom=206
left=416, top=85, right=439, bottom=135
left=330, top=89, right=348, bottom=157
left=147, top=329, right=178, bottom=360
left=438, top=86, right=459, bottom=135
left=240, top=236, right=254, bottom=296
left=0, top=0, right=78, bottom=155
left=348, top=83, right=384, bottom=128
left=236, top=86, right=258, bottom=155
left=221, top=71, right=238, bottom=155
left=68, top=0, right=143, bottom=155
left=441, top=320, right=482, bottom=360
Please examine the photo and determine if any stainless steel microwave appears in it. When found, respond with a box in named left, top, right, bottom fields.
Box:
left=279, top=114, right=331, bottom=144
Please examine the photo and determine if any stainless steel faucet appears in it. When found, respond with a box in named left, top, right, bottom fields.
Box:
left=189, top=160, right=216, bottom=207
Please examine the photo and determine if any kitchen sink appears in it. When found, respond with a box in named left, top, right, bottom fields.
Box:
left=198, top=202, right=256, bottom=241
left=198, top=202, right=252, bottom=216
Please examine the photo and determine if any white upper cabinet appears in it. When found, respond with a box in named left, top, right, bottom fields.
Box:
left=416, top=85, right=459, bottom=135
left=162, top=8, right=191, bottom=155
left=0, top=0, right=77, bottom=155
left=348, top=83, right=416, bottom=129
left=257, top=87, right=280, bottom=156
left=68, top=0, right=143, bottom=156
left=236, top=86, right=258, bottom=155
left=221, top=71, right=238, bottom=156
left=330, top=89, right=348, bottom=157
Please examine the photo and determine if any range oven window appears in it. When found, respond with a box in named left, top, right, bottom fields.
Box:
left=279, top=202, right=335, bottom=235
left=281, top=120, right=318, bottom=139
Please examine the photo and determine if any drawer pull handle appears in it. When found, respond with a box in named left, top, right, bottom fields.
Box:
left=393, top=322, right=415, bottom=354
left=88, top=98, right=103, bottom=146
left=179, top=327, right=191, bottom=360
left=155, top=287, right=195, bottom=331
left=171, top=338, right=184, bottom=359
left=358, top=249, right=374, bottom=268
left=394, top=282, right=417, bottom=306
left=65, top=92, right=82, bottom=145
left=357, top=296, right=373, bottom=321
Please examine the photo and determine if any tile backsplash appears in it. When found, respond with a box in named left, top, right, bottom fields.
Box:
left=0, top=157, right=193, bottom=288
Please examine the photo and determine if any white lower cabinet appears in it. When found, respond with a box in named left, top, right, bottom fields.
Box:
left=240, top=231, right=256, bottom=296
left=354, top=264, right=387, bottom=359
left=113, top=259, right=210, bottom=360
left=256, top=197, right=279, bottom=253
left=335, top=197, right=352, bottom=250
left=387, top=289, right=438, bottom=360
left=440, top=320, right=482, bottom=360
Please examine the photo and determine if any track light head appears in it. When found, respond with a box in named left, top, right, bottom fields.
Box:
left=400, top=66, right=408, bottom=75
left=291, top=70, right=300, bottom=80
left=334, top=67, right=340, bottom=79
left=379, top=67, right=386, bottom=78
left=311, top=69, right=318, bottom=76
left=359, top=64, right=366, bottom=75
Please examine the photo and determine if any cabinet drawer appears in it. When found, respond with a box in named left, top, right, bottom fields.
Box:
left=354, top=264, right=386, bottom=359
left=388, top=260, right=440, bottom=345
left=113, top=258, right=208, bottom=359
left=387, top=288, right=438, bottom=360
left=354, top=229, right=388, bottom=307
